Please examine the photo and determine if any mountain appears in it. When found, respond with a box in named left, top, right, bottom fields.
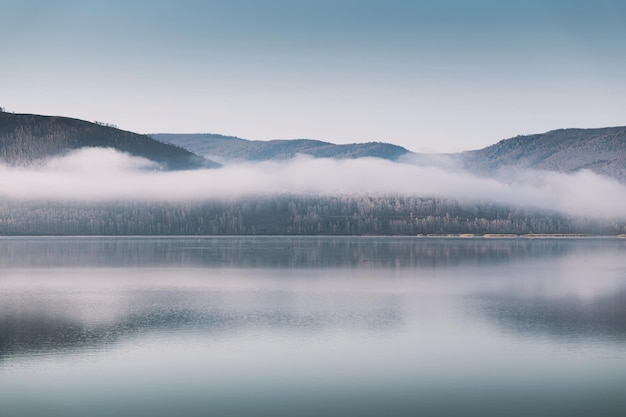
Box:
left=3, top=109, right=625, bottom=182
left=153, top=128, right=626, bottom=183
left=460, top=127, right=626, bottom=181
left=0, top=111, right=218, bottom=169
left=150, top=133, right=410, bottom=162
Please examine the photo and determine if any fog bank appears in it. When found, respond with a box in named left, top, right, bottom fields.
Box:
left=0, top=148, right=624, bottom=219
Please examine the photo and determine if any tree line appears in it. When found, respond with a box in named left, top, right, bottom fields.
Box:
left=1, top=194, right=624, bottom=236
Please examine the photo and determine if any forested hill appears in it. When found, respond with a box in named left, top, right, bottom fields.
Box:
left=460, top=127, right=626, bottom=181
left=150, top=133, right=410, bottom=162
left=0, top=111, right=217, bottom=170
left=3, top=109, right=625, bottom=181
left=153, top=128, right=626, bottom=183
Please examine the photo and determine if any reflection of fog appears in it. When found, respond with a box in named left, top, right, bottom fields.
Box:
left=470, top=244, right=626, bottom=343
left=2, top=236, right=622, bottom=269
left=0, top=289, right=402, bottom=360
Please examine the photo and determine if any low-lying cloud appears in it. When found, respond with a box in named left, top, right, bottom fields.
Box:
left=1, top=147, right=625, bottom=219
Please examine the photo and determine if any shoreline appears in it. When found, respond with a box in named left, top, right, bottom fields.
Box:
left=0, top=233, right=625, bottom=239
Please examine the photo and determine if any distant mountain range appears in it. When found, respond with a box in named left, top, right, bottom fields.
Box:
left=149, top=133, right=410, bottom=162
left=153, top=127, right=626, bottom=183
left=0, top=111, right=216, bottom=169
left=2, top=110, right=625, bottom=182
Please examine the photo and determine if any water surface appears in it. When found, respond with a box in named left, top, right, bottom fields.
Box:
left=1, top=236, right=625, bottom=416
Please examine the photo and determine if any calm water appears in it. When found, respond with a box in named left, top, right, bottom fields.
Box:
left=1, top=236, right=625, bottom=417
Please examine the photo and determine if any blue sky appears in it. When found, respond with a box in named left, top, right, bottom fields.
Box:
left=2, top=0, right=625, bottom=151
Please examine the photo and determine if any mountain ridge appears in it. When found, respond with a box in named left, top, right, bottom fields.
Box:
left=2, top=109, right=625, bottom=182
left=152, top=126, right=626, bottom=182
left=0, top=111, right=217, bottom=169
left=459, top=126, right=626, bottom=181
left=150, top=133, right=411, bottom=162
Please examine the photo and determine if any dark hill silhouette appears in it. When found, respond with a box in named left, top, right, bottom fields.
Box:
left=0, top=111, right=217, bottom=169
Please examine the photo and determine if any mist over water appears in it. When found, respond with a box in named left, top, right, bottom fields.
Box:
left=0, top=147, right=625, bottom=218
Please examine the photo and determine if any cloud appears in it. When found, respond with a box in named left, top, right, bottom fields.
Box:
left=1, top=147, right=625, bottom=218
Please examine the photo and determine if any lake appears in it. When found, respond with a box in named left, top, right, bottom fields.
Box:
left=1, top=236, right=625, bottom=416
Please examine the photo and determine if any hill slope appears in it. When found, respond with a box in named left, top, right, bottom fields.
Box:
left=3, top=110, right=624, bottom=181
left=460, top=127, right=626, bottom=181
left=151, top=133, right=410, bottom=162
left=0, top=111, right=217, bottom=169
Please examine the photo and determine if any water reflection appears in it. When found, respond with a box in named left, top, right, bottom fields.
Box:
left=1, top=237, right=626, bottom=417
left=1, top=236, right=617, bottom=269
left=478, top=291, right=626, bottom=342
left=0, top=277, right=403, bottom=360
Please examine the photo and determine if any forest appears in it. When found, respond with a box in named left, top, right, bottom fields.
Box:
left=1, top=194, right=623, bottom=236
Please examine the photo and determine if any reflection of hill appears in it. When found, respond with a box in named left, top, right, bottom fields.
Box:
left=480, top=292, right=626, bottom=343
left=0, top=298, right=401, bottom=360
left=1, top=236, right=615, bottom=269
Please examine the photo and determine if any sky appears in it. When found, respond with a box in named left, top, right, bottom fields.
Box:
left=1, top=0, right=625, bottom=152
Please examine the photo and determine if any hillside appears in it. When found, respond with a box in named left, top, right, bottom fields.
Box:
left=150, top=133, right=410, bottom=162
left=154, top=128, right=626, bottom=183
left=3, top=110, right=625, bottom=182
left=0, top=111, right=217, bottom=169
left=460, top=127, right=626, bottom=181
